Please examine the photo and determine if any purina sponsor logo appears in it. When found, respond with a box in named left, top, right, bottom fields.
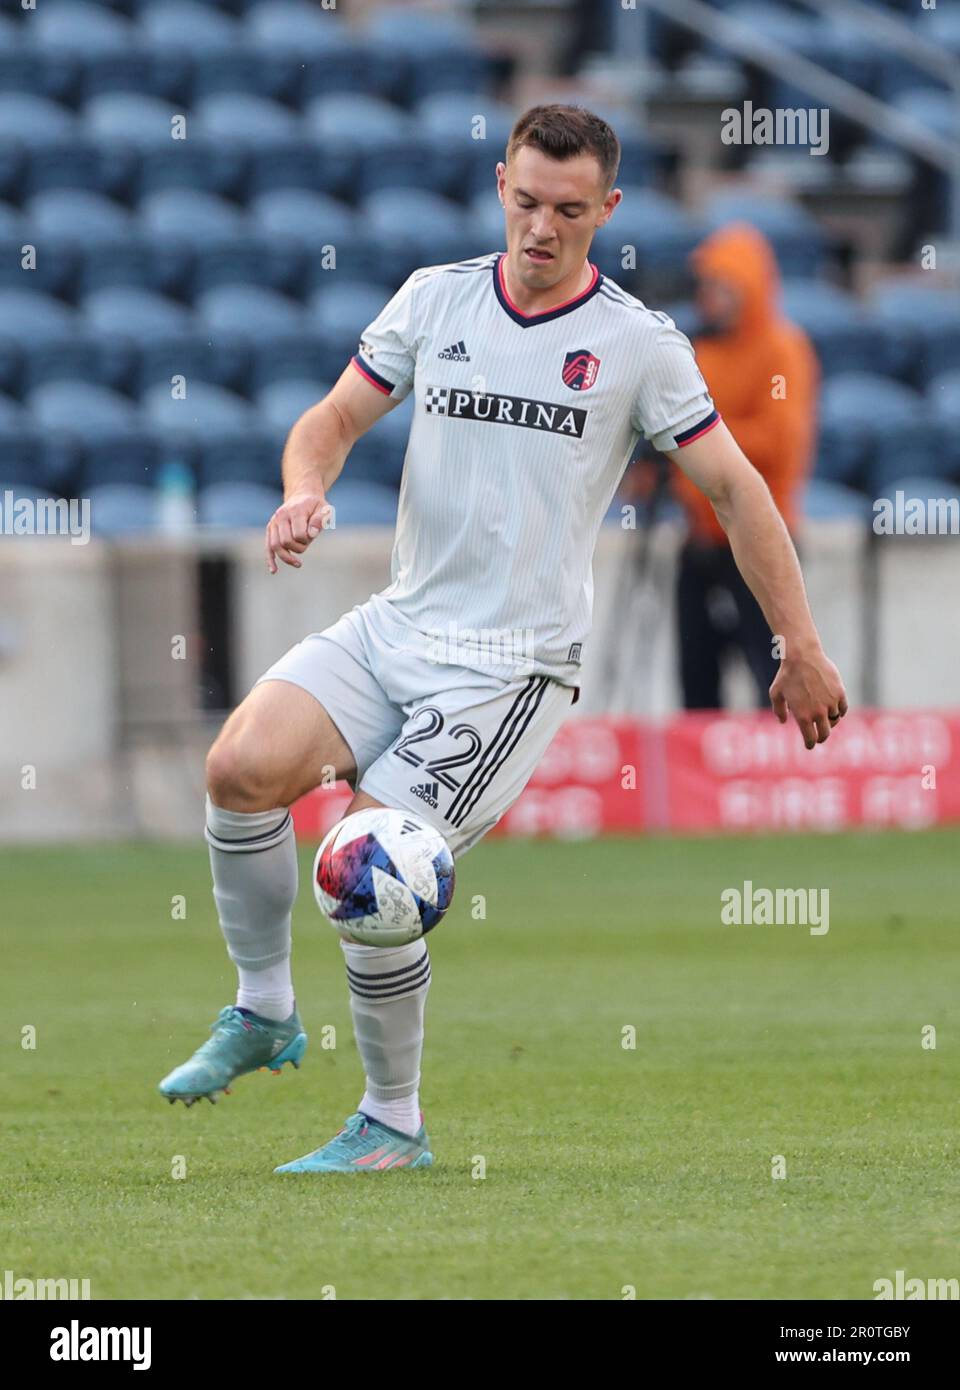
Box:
left=50, top=1320, right=151, bottom=1370
left=1, top=1269, right=91, bottom=1300
left=437, top=339, right=470, bottom=361
left=424, top=386, right=587, bottom=437
left=411, top=782, right=439, bottom=808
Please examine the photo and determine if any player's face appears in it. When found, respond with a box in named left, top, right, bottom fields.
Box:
left=496, top=147, right=620, bottom=288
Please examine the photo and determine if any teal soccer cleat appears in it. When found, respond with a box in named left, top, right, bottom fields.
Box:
left=274, top=1111, right=433, bottom=1173
left=159, top=1005, right=307, bottom=1106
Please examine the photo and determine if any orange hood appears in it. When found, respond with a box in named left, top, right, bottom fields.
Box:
left=691, top=221, right=781, bottom=338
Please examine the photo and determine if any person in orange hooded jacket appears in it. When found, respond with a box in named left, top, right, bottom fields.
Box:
left=672, top=221, right=819, bottom=708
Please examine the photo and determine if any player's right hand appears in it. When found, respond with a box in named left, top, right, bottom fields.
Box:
left=265, top=490, right=331, bottom=573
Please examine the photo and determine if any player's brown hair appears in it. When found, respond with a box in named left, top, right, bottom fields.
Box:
left=505, top=105, right=621, bottom=191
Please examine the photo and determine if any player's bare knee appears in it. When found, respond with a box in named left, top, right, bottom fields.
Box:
left=205, top=735, right=282, bottom=812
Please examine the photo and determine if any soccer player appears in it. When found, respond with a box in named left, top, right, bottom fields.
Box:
left=158, top=105, right=848, bottom=1171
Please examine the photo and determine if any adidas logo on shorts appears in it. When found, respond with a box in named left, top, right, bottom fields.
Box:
left=437, top=340, right=470, bottom=361
left=410, top=781, right=440, bottom=809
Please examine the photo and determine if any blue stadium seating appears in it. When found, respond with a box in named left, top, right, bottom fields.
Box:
left=25, top=189, right=133, bottom=243
left=88, top=483, right=160, bottom=537
left=324, top=479, right=399, bottom=527
left=703, top=192, right=830, bottom=277
left=248, top=189, right=355, bottom=248
left=198, top=481, right=281, bottom=528
left=592, top=188, right=704, bottom=278
left=82, top=286, right=193, bottom=341
left=83, top=93, right=183, bottom=148
left=781, top=281, right=882, bottom=377
left=870, top=282, right=960, bottom=385
left=817, top=373, right=924, bottom=489
left=195, top=283, right=305, bottom=338
left=27, top=380, right=140, bottom=437
left=142, top=380, right=253, bottom=441
left=137, top=2, right=242, bottom=50
left=256, top=380, right=328, bottom=435
left=193, top=94, right=300, bottom=145
left=307, top=281, right=394, bottom=357
left=26, top=2, right=136, bottom=55
left=138, top=188, right=246, bottom=241
left=801, top=479, right=875, bottom=522
left=360, top=189, right=474, bottom=278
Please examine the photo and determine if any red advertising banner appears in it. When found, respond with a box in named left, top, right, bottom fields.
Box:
left=291, top=710, right=960, bottom=841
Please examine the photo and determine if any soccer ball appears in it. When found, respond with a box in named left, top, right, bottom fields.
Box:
left=313, top=807, right=455, bottom=947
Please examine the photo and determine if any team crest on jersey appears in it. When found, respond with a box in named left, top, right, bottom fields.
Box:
left=562, top=349, right=601, bottom=391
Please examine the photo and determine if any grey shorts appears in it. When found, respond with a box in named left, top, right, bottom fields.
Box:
left=255, top=597, right=576, bottom=858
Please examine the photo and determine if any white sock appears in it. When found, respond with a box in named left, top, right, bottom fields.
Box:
left=358, top=1089, right=422, bottom=1137
left=236, top=959, right=295, bottom=1022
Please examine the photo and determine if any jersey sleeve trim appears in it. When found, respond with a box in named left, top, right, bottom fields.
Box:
left=672, top=410, right=721, bottom=447
left=351, top=353, right=397, bottom=396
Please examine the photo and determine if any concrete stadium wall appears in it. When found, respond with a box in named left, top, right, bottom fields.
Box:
left=0, top=522, right=956, bottom=840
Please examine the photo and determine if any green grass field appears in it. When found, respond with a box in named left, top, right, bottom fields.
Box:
left=2, top=828, right=958, bottom=1301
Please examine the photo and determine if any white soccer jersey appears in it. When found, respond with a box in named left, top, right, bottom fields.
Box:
left=349, top=251, right=719, bottom=685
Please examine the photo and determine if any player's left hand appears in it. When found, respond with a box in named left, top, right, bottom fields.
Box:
left=770, top=645, right=848, bottom=750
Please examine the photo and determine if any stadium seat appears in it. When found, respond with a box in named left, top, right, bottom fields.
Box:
left=0, top=427, right=72, bottom=497
left=244, top=140, right=347, bottom=200
left=138, top=188, right=246, bottom=242
left=142, top=380, right=253, bottom=440
left=197, top=481, right=282, bottom=528
left=0, top=290, right=78, bottom=345
left=192, top=94, right=300, bottom=145
left=194, top=283, right=305, bottom=339
left=248, top=333, right=348, bottom=392
left=0, top=392, right=23, bottom=426
left=358, top=189, right=472, bottom=278
left=82, top=286, right=193, bottom=343
left=869, top=281, right=960, bottom=386
left=817, top=372, right=925, bottom=489
left=24, top=189, right=133, bottom=243
left=83, top=93, right=183, bottom=148
left=26, top=381, right=144, bottom=484
left=21, top=138, right=109, bottom=199
left=244, top=0, right=337, bottom=49
left=593, top=188, right=704, bottom=278
left=196, top=432, right=280, bottom=489
left=26, top=2, right=136, bottom=54
left=20, top=335, right=126, bottom=396
left=781, top=281, right=882, bottom=377
left=26, top=381, right=140, bottom=438
left=0, top=94, right=77, bottom=144
left=800, top=479, right=873, bottom=522
left=137, top=139, right=247, bottom=201
left=703, top=191, right=830, bottom=277
left=88, top=483, right=160, bottom=536
left=415, top=94, right=515, bottom=197
left=307, top=281, right=395, bottom=356
left=247, top=190, right=355, bottom=248
left=323, top=479, right=399, bottom=526
left=304, top=95, right=412, bottom=152
left=256, top=380, right=329, bottom=434
left=927, top=370, right=960, bottom=432
left=137, top=334, right=250, bottom=395
left=350, top=395, right=413, bottom=490
left=136, top=2, right=242, bottom=49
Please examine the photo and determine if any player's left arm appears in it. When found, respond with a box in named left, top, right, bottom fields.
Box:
left=667, top=420, right=848, bottom=749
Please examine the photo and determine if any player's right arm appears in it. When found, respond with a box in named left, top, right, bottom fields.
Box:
left=265, top=363, right=402, bottom=573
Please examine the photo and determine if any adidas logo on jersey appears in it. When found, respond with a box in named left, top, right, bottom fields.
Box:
left=437, top=340, right=470, bottom=361
left=410, top=782, right=440, bottom=809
